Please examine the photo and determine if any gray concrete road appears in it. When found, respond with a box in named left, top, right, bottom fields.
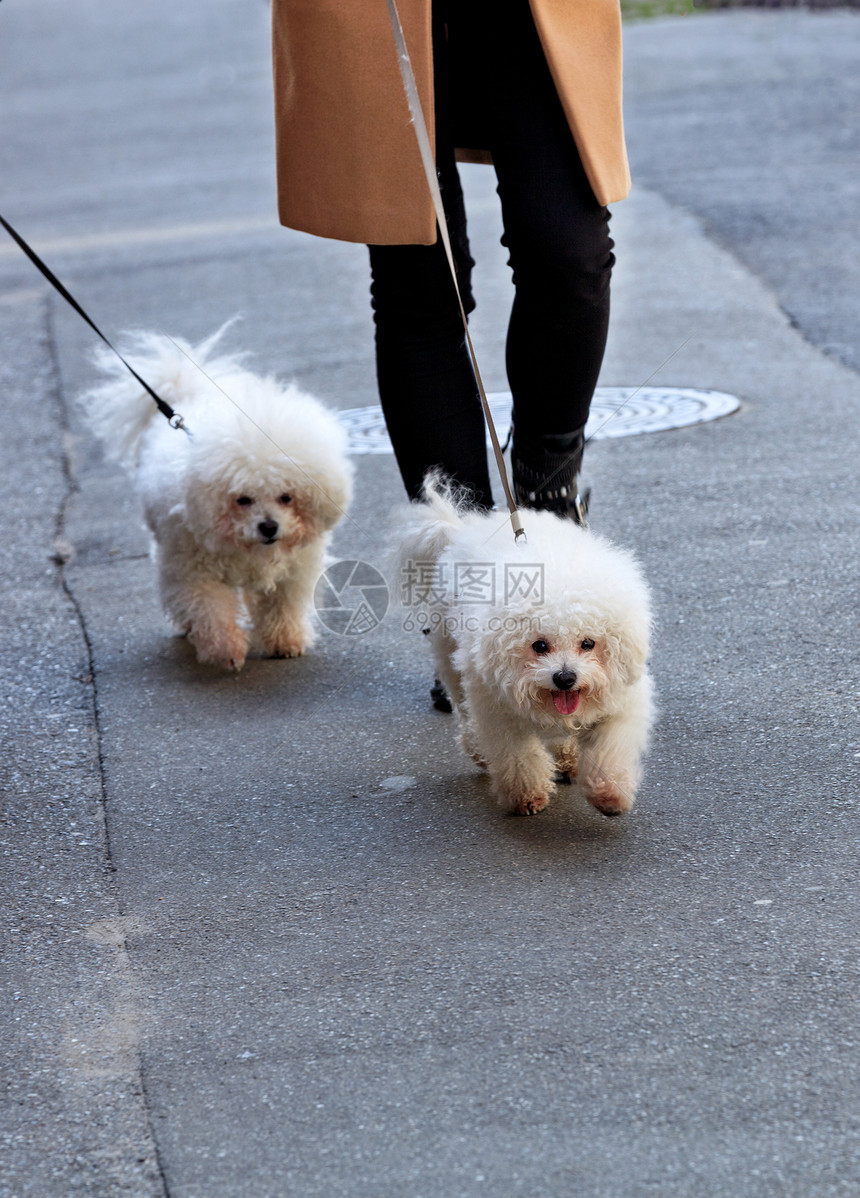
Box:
left=623, top=8, right=860, bottom=374
left=1, top=3, right=859, bottom=1196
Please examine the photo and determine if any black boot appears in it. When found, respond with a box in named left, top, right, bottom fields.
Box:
left=512, top=426, right=590, bottom=526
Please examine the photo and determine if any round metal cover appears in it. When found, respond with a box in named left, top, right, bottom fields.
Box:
left=337, top=386, right=740, bottom=454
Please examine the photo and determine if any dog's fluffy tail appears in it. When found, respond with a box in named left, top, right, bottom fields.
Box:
left=77, top=320, right=244, bottom=466
left=394, top=472, right=471, bottom=594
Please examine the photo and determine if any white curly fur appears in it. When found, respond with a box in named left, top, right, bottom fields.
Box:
left=398, top=478, right=655, bottom=817
left=79, top=325, right=353, bottom=671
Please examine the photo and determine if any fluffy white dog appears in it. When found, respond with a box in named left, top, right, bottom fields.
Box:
left=399, top=480, right=655, bottom=817
left=80, top=328, right=353, bottom=671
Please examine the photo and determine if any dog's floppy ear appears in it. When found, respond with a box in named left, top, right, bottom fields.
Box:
left=302, top=465, right=354, bottom=532
left=611, top=610, right=651, bottom=686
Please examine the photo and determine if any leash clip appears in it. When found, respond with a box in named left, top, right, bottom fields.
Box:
left=573, top=489, right=590, bottom=529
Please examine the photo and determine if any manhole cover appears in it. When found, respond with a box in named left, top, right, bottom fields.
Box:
left=337, top=386, right=740, bottom=454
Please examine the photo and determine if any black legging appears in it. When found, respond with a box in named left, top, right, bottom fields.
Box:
left=369, top=0, right=615, bottom=508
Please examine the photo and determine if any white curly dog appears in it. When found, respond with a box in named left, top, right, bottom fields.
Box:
left=399, top=480, right=655, bottom=817
left=81, top=328, right=353, bottom=671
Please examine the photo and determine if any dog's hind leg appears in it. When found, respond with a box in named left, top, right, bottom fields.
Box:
left=555, top=738, right=579, bottom=781
left=456, top=700, right=488, bottom=769
left=428, top=632, right=488, bottom=765
left=428, top=630, right=464, bottom=709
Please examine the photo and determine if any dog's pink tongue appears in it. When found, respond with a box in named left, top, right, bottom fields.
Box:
left=552, top=690, right=580, bottom=715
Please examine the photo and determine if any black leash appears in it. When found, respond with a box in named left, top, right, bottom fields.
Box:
left=0, top=212, right=188, bottom=433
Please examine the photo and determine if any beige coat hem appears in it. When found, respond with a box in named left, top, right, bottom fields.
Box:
left=273, top=0, right=630, bottom=246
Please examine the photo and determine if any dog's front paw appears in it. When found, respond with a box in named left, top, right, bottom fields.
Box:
left=259, top=617, right=312, bottom=660
left=506, top=790, right=551, bottom=817
left=583, top=780, right=633, bottom=818
left=263, top=636, right=306, bottom=659
left=190, top=627, right=248, bottom=672
left=491, top=746, right=556, bottom=816
left=196, top=647, right=247, bottom=672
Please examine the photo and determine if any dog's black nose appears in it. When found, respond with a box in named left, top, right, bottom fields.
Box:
left=552, top=668, right=577, bottom=691
left=258, top=519, right=279, bottom=541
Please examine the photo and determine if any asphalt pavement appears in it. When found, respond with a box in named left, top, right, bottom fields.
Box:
left=1, top=4, right=859, bottom=1196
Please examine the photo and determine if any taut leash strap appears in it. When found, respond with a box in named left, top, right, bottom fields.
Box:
left=0, top=212, right=189, bottom=434
left=384, top=0, right=525, bottom=542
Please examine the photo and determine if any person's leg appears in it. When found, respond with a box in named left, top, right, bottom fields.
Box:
left=368, top=223, right=492, bottom=507
left=457, top=1, right=615, bottom=518
left=367, top=8, right=493, bottom=508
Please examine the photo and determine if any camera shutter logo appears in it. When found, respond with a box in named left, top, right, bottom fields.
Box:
left=314, top=560, right=389, bottom=636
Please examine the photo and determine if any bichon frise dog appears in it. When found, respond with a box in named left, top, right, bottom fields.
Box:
left=80, top=327, right=353, bottom=671
left=399, top=479, right=654, bottom=817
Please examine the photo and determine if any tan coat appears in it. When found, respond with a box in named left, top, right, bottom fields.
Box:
left=272, top=0, right=630, bottom=246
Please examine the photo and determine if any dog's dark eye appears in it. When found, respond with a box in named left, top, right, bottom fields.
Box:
left=580, top=638, right=595, bottom=651
left=236, top=495, right=254, bottom=506
left=531, top=640, right=550, bottom=655
left=277, top=493, right=292, bottom=506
